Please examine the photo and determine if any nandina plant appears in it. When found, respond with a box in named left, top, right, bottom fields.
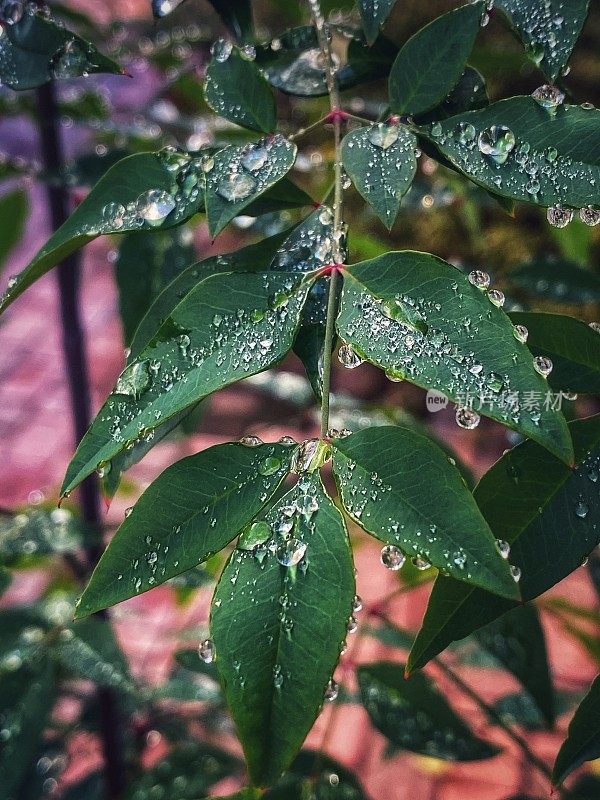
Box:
left=1, top=0, right=600, bottom=798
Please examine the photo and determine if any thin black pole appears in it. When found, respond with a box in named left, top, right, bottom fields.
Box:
left=35, top=80, right=127, bottom=800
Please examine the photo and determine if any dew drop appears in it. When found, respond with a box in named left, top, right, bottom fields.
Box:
left=210, top=38, right=233, bottom=62
left=198, top=638, right=215, bottom=663
left=580, top=206, right=600, bottom=226
left=338, top=343, right=364, bottom=369
left=411, top=555, right=431, bottom=571
left=347, top=616, right=358, bottom=634
left=532, top=84, right=565, bottom=112
left=115, top=360, right=151, bottom=399
left=455, top=406, right=481, bottom=430
left=547, top=205, right=573, bottom=228
left=352, top=595, right=363, bottom=613
left=513, top=324, right=529, bottom=343
left=487, top=289, right=505, bottom=308
left=495, top=539, right=510, bottom=559
left=239, top=520, right=271, bottom=550
left=367, top=123, right=399, bottom=150
left=574, top=500, right=589, bottom=519
left=239, top=435, right=263, bottom=447
left=477, top=125, right=516, bottom=164
left=217, top=171, right=256, bottom=202
left=533, top=356, right=553, bottom=377
left=324, top=679, right=339, bottom=702
left=276, top=538, right=307, bottom=567
left=380, top=544, right=405, bottom=571
left=510, top=565, right=522, bottom=582
left=241, top=144, right=269, bottom=173
left=468, top=269, right=490, bottom=290
left=258, top=456, right=282, bottom=476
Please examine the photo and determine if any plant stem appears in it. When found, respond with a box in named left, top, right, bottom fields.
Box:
left=35, top=81, right=127, bottom=800
left=307, top=0, right=345, bottom=438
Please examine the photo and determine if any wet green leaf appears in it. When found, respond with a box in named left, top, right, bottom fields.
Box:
left=61, top=270, right=313, bottom=495
left=496, top=0, right=590, bottom=81
left=358, top=0, right=398, bottom=45
left=332, top=426, right=520, bottom=599
left=204, top=45, right=276, bottom=133
left=389, top=3, right=485, bottom=115
left=509, top=259, right=600, bottom=305
left=358, top=662, right=499, bottom=760
left=337, top=253, right=573, bottom=464
left=0, top=7, right=122, bottom=90
left=342, top=123, right=417, bottom=229
left=205, top=137, right=297, bottom=237
left=207, top=0, right=253, bottom=41
left=408, top=414, right=600, bottom=672
left=211, top=475, right=355, bottom=785
left=509, top=312, right=600, bottom=394
left=474, top=604, right=555, bottom=725
left=0, top=506, right=90, bottom=560
left=76, top=442, right=294, bottom=615
left=415, top=67, right=489, bottom=124
left=553, top=674, right=600, bottom=785
left=0, top=189, right=27, bottom=271
left=258, top=26, right=325, bottom=96
left=421, top=98, right=600, bottom=209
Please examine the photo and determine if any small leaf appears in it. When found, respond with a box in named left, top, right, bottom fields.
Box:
left=496, top=0, right=590, bottom=81
left=415, top=67, right=489, bottom=124
left=204, top=44, right=276, bottom=133
left=389, top=3, right=485, bottom=116
left=207, top=0, right=253, bottom=42
left=553, top=674, right=600, bottom=785
left=0, top=659, right=56, bottom=797
left=474, top=605, right=555, bottom=725
left=422, top=98, right=600, bottom=209
left=509, top=312, right=600, bottom=394
left=332, top=426, right=519, bottom=599
left=205, top=136, right=297, bottom=237
left=509, top=259, right=600, bottom=305
left=358, top=662, right=499, bottom=760
left=76, top=442, right=294, bottom=615
left=0, top=506, right=91, bottom=560
left=0, top=150, right=206, bottom=313
left=0, top=7, right=122, bottom=90
left=408, top=414, right=600, bottom=672
left=357, top=0, right=398, bottom=45
left=258, top=26, right=325, bottom=97
left=54, top=617, right=134, bottom=691
left=342, top=123, right=417, bottom=229
left=265, top=750, right=368, bottom=799
left=61, top=270, right=313, bottom=495
left=211, top=474, right=355, bottom=785
left=337, top=253, right=573, bottom=464
left=337, top=34, right=398, bottom=92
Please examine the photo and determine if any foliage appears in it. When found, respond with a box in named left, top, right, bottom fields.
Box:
left=0, top=0, right=599, bottom=798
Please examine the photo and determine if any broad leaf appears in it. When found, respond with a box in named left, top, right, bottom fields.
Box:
left=332, top=426, right=520, bottom=599
left=421, top=98, right=600, bottom=209
left=509, top=312, right=600, bottom=394
left=75, top=442, right=294, bottom=615
left=204, top=44, right=276, bottom=133
left=258, top=26, right=325, bottom=97
left=509, top=259, right=600, bottom=305
left=341, top=123, right=417, bottom=229
left=0, top=506, right=91, bottom=560
left=388, top=3, right=485, bottom=115
left=474, top=605, right=555, bottom=725
left=0, top=659, right=55, bottom=797
left=337, top=253, right=573, bottom=464
left=0, top=7, right=122, bottom=90
left=207, top=0, right=253, bottom=41
left=358, top=662, right=499, bottom=760
left=205, top=136, right=297, bottom=237
left=266, top=750, right=367, bottom=799
left=337, top=34, right=398, bottom=92
left=496, top=0, right=590, bottom=81
left=358, top=0, right=398, bottom=45
left=408, top=414, right=600, bottom=672
left=0, top=189, right=27, bottom=271
left=61, top=270, right=313, bottom=495
left=553, top=674, right=600, bottom=785
left=415, top=67, right=488, bottom=124
left=0, top=150, right=206, bottom=313
left=115, top=228, right=194, bottom=345
left=211, top=474, right=355, bottom=785
left=55, top=617, right=134, bottom=691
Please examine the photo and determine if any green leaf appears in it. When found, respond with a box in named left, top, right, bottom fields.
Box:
left=415, top=67, right=489, bottom=124
left=0, top=190, right=27, bottom=271
left=341, top=123, right=417, bottom=229
left=211, top=474, right=355, bottom=785
left=496, top=0, right=590, bottom=81
left=337, top=253, right=573, bottom=464
left=207, top=0, right=253, bottom=41
left=474, top=604, right=555, bottom=725
left=0, top=608, right=48, bottom=665
left=149, top=673, right=221, bottom=703
left=0, top=659, right=55, bottom=797
left=258, top=26, right=326, bottom=96
left=115, top=228, right=194, bottom=345
left=130, top=742, right=241, bottom=798
left=332, top=426, right=519, bottom=599
left=408, top=414, right=600, bottom=672
left=509, top=312, right=600, bottom=394
left=128, top=232, right=291, bottom=361
left=0, top=149, right=207, bottom=313
left=0, top=506, right=91, bottom=560
left=266, top=750, right=367, bottom=799
left=388, top=3, right=485, bottom=116
left=509, top=259, right=600, bottom=305
left=421, top=98, right=600, bottom=209
left=0, top=7, right=122, bottom=90
left=358, top=0, right=398, bottom=45
left=54, top=617, right=135, bottom=691
left=60, top=773, right=104, bottom=800
left=358, top=662, right=499, bottom=760
left=205, top=136, right=297, bottom=237
left=204, top=45, right=276, bottom=133
left=553, top=674, right=600, bottom=785
left=61, top=270, right=313, bottom=495
left=337, top=35, right=398, bottom=92
left=75, top=441, right=294, bottom=616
